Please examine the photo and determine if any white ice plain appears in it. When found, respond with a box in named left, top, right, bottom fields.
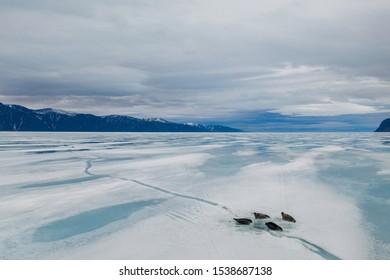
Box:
left=0, top=132, right=389, bottom=260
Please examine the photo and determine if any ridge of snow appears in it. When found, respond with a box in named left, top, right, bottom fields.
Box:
left=35, top=108, right=77, bottom=116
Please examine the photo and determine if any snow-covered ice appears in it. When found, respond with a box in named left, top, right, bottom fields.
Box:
left=0, top=132, right=389, bottom=259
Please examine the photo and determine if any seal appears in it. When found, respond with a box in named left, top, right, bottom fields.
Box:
left=281, top=212, right=296, bottom=223
left=253, top=212, right=270, bottom=219
left=233, top=218, right=252, bottom=225
left=265, top=221, right=283, bottom=231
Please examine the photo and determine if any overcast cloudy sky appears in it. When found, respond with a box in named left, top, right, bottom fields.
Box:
left=1, top=0, right=390, bottom=130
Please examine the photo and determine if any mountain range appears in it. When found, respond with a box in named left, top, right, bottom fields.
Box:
left=0, top=102, right=241, bottom=132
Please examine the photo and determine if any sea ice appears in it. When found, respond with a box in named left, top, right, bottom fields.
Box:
left=0, top=132, right=389, bottom=259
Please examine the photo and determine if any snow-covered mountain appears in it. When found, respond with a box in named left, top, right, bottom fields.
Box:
left=0, top=102, right=242, bottom=132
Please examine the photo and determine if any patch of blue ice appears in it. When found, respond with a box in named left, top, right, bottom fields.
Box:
left=32, top=199, right=164, bottom=242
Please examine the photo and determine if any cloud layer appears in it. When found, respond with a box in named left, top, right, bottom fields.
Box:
left=1, top=0, right=390, bottom=123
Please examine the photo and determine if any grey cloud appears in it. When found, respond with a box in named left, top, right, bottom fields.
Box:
left=1, top=0, right=390, bottom=121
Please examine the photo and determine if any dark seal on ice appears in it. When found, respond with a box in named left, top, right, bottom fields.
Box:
left=265, top=222, right=283, bottom=231
left=233, top=218, right=252, bottom=225
left=281, top=212, right=296, bottom=223
left=253, top=212, right=270, bottom=219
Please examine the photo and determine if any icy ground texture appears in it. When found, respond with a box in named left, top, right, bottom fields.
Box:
left=0, top=132, right=389, bottom=259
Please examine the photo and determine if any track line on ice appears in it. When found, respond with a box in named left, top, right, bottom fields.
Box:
left=279, top=167, right=297, bottom=215
left=267, top=231, right=341, bottom=260
left=284, top=235, right=341, bottom=260
left=131, top=179, right=217, bottom=206
left=85, top=157, right=100, bottom=176
left=191, top=166, right=211, bottom=201
left=185, top=165, right=203, bottom=214
left=165, top=211, right=197, bottom=226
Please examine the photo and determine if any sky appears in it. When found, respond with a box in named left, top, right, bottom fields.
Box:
left=1, top=0, right=390, bottom=131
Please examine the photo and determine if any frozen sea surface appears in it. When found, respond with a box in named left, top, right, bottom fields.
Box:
left=0, top=132, right=389, bottom=259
